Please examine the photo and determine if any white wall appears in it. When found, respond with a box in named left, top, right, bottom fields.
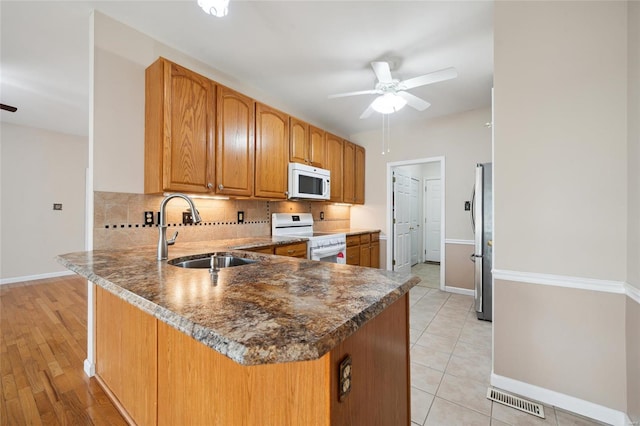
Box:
left=0, top=122, right=87, bottom=280
left=494, top=1, right=628, bottom=281
left=627, top=2, right=640, bottom=422
left=493, top=1, right=632, bottom=420
left=350, top=107, right=491, bottom=240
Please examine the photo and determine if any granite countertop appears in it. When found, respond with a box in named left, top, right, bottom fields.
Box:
left=57, top=236, right=418, bottom=366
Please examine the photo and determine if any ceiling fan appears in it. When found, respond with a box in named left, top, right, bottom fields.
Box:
left=329, top=62, right=457, bottom=119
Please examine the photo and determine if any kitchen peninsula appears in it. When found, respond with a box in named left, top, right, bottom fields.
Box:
left=58, top=237, right=419, bottom=426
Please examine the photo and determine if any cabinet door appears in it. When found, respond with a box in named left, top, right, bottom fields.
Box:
left=96, top=286, right=157, bottom=426
left=360, top=244, right=371, bottom=267
left=346, top=246, right=360, bottom=266
left=255, top=103, right=289, bottom=199
left=343, top=141, right=356, bottom=203
left=325, top=133, right=344, bottom=202
left=145, top=58, right=215, bottom=194
left=354, top=145, right=365, bottom=204
left=216, top=86, right=254, bottom=197
left=370, top=241, right=380, bottom=269
left=309, top=125, right=326, bottom=168
left=290, top=117, right=309, bottom=165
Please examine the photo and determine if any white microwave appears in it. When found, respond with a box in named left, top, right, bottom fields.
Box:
left=288, top=163, right=330, bottom=200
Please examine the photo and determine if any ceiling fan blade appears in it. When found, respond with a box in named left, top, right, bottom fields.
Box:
left=328, top=89, right=379, bottom=99
left=397, top=91, right=431, bottom=111
left=0, top=103, right=17, bottom=112
left=400, top=67, right=458, bottom=90
left=359, top=103, right=375, bottom=119
left=371, top=61, right=393, bottom=84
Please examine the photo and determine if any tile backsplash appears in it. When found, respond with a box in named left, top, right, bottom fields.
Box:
left=94, top=192, right=350, bottom=250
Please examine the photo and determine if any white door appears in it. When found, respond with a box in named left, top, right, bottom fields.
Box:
left=410, top=177, right=420, bottom=266
left=393, top=170, right=411, bottom=274
left=424, top=178, right=442, bottom=262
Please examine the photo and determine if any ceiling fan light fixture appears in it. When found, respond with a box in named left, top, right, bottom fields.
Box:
left=371, top=93, right=407, bottom=114
left=198, top=0, right=229, bottom=17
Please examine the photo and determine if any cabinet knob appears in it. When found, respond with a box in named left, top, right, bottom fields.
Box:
left=207, top=183, right=213, bottom=189
left=218, top=184, right=224, bottom=190
left=284, top=191, right=289, bottom=197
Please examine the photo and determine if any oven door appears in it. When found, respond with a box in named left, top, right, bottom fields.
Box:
left=309, top=243, right=346, bottom=264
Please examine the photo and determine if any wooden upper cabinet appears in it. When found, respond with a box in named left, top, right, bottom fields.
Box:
left=289, top=117, right=309, bottom=165
left=343, top=141, right=356, bottom=203
left=309, top=125, right=326, bottom=168
left=216, top=86, right=254, bottom=197
left=325, top=133, right=344, bottom=202
left=342, top=140, right=366, bottom=205
left=144, top=58, right=215, bottom=194
left=255, top=103, right=289, bottom=199
left=290, top=119, right=326, bottom=169
left=354, top=144, right=365, bottom=204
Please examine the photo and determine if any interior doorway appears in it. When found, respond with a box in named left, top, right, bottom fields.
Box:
left=387, top=157, right=445, bottom=290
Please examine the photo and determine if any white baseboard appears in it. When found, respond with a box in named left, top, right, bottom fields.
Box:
left=491, top=373, right=632, bottom=426
left=0, top=270, right=75, bottom=285
left=84, top=359, right=95, bottom=377
left=444, top=286, right=474, bottom=296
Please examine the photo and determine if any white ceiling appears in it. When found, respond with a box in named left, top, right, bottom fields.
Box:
left=0, top=1, right=493, bottom=138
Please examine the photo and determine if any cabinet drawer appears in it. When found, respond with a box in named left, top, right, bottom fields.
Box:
left=275, top=242, right=307, bottom=258
left=247, top=246, right=274, bottom=254
left=346, top=235, right=361, bottom=247
left=360, top=233, right=370, bottom=244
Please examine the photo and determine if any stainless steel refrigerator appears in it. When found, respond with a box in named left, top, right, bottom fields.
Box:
left=471, top=163, right=493, bottom=321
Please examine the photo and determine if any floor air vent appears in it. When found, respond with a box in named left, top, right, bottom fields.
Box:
left=487, top=388, right=545, bottom=419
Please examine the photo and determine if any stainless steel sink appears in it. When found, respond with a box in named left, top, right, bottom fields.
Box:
left=169, top=254, right=258, bottom=269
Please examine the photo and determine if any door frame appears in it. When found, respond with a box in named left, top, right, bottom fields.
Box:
left=387, top=156, right=445, bottom=290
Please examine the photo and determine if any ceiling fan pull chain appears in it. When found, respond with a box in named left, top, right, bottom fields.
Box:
left=381, top=113, right=386, bottom=155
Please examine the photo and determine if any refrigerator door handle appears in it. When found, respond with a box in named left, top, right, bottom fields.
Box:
left=474, top=165, right=484, bottom=313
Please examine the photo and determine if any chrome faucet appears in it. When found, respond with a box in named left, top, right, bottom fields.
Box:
left=157, top=193, right=202, bottom=260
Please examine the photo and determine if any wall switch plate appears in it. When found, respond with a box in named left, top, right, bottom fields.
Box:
left=338, top=354, right=352, bottom=402
left=464, top=201, right=471, bottom=211
left=320, top=211, right=325, bottom=221
left=237, top=211, right=244, bottom=224
left=53, top=203, right=62, bottom=211
left=144, top=211, right=154, bottom=225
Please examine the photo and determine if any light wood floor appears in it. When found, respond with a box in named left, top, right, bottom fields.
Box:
left=1, top=275, right=126, bottom=425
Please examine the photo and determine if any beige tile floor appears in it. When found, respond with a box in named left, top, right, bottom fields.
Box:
left=409, top=263, right=608, bottom=426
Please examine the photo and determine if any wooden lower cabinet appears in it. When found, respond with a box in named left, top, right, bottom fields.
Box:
left=158, top=294, right=409, bottom=426
left=95, top=288, right=409, bottom=426
left=346, top=232, right=381, bottom=268
left=95, top=287, right=157, bottom=426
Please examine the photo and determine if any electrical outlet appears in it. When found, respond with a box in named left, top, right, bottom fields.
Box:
left=320, top=211, right=325, bottom=221
left=53, top=203, right=63, bottom=211
left=182, top=211, right=194, bottom=225
left=144, top=211, right=154, bottom=226
left=338, top=355, right=352, bottom=402
left=237, top=211, right=244, bottom=224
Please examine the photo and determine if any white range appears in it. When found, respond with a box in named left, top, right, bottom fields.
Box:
left=271, top=213, right=346, bottom=264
